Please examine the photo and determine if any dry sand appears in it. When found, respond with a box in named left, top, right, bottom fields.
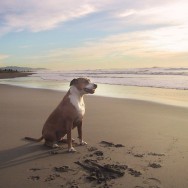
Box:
left=0, top=84, right=188, bottom=188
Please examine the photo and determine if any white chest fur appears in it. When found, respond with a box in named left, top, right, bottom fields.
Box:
left=69, top=86, right=85, bottom=118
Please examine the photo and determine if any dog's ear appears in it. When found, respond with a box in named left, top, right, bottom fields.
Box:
left=70, top=78, right=78, bottom=86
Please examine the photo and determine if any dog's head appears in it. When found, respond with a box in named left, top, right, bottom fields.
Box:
left=70, top=78, right=97, bottom=94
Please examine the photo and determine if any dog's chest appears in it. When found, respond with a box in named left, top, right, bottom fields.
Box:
left=69, top=94, right=85, bottom=118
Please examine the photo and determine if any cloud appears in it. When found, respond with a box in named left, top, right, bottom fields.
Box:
left=115, top=1, right=188, bottom=28
left=1, top=0, right=187, bottom=35
left=0, top=0, right=188, bottom=36
left=54, top=25, right=188, bottom=55
left=0, top=54, right=9, bottom=60
left=0, top=0, right=96, bottom=33
left=25, top=23, right=188, bottom=68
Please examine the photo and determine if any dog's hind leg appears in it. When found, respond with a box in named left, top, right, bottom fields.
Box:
left=43, top=133, right=60, bottom=148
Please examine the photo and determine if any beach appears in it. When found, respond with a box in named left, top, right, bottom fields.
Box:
left=0, top=72, right=33, bottom=79
left=0, top=82, right=188, bottom=188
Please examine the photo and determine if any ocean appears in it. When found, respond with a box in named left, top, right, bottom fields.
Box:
left=1, top=67, right=188, bottom=107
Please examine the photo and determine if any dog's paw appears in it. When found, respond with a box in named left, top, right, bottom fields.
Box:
left=80, top=140, right=87, bottom=146
left=44, top=142, right=60, bottom=148
left=72, top=138, right=76, bottom=142
left=52, top=143, right=60, bottom=148
left=68, top=147, right=76, bottom=152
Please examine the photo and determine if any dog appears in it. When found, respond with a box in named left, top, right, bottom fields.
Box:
left=25, top=78, right=97, bottom=152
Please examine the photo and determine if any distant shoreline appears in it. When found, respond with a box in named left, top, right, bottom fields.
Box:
left=0, top=72, right=33, bottom=79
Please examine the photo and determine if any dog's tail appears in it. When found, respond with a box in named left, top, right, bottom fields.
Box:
left=24, top=136, right=44, bottom=142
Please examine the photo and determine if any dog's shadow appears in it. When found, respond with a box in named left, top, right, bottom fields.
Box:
left=0, top=140, right=69, bottom=170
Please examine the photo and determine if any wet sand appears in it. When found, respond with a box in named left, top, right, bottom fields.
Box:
left=0, top=72, right=33, bottom=79
left=0, top=84, right=188, bottom=188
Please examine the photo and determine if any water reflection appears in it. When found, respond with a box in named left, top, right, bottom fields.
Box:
left=0, top=77, right=188, bottom=108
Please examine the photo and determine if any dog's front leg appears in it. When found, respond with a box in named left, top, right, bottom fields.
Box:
left=66, top=120, right=76, bottom=152
left=77, top=121, right=87, bottom=145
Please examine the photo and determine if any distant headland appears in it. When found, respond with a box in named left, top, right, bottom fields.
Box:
left=0, top=66, right=46, bottom=79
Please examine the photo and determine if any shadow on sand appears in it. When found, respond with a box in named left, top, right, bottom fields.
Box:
left=0, top=140, right=68, bottom=169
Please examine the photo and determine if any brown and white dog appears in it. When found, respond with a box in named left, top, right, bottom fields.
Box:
left=25, top=78, right=97, bottom=152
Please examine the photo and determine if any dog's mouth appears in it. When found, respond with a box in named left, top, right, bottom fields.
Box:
left=84, top=88, right=96, bottom=94
left=84, top=83, right=97, bottom=94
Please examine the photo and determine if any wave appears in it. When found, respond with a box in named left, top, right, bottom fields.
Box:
left=31, top=67, right=188, bottom=90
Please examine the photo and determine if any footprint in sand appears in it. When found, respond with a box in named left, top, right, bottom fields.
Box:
left=148, top=163, right=162, bottom=168
left=28, top=175, right=40, bottom=181
left=143, top=177, right=162, bottom=188
left=166, top=137, right=178, bottom=152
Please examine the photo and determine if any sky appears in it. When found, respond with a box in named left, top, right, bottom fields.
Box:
left=0, top=0, right=188, bottom=70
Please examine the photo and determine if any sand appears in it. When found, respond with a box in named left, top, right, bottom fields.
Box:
left=0, top=84, right=188, bottom=188
left=0, top=72, right=33, bottom=79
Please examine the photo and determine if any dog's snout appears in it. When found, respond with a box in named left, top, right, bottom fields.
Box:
left=94, top=84, right=97, bottom=88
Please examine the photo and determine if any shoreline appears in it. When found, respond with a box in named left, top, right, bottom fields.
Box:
left=1, top=81, right=188, bottom=109
left=2, top=83, right=188, bottom=109
left=0, top=84, right=188, bottom=187
left=1, top=72, right=188, bottom=108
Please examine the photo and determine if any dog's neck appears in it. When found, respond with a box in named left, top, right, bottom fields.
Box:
left=68, top=86, right=85, bottom=118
